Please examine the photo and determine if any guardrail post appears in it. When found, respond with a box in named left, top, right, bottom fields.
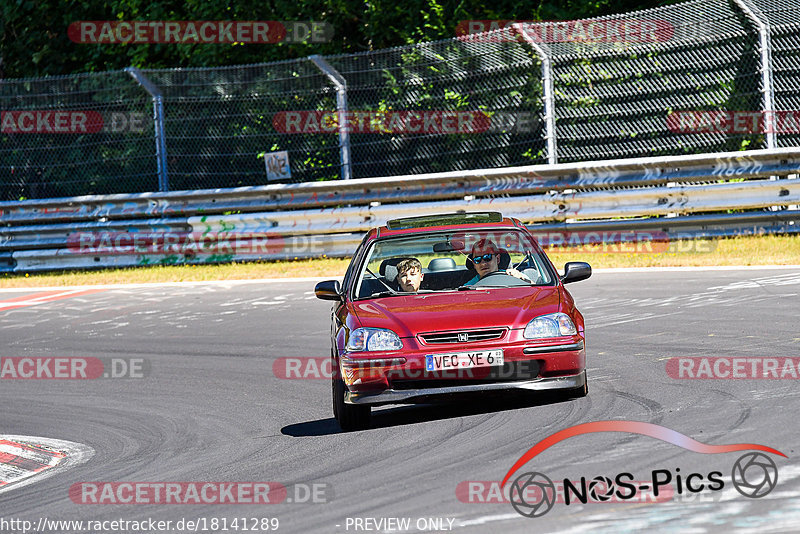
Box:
left=514, top=23, right=558, bottom=164
left=731, top=0, right=777, bottom=150
left=125, top=67, right=170, bottom=192
left=309, top=55, right=352, bottom=180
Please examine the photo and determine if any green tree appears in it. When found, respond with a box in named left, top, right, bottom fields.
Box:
left=2, top=0, right=682, bottom=78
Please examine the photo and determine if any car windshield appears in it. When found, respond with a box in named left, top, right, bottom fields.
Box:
left=353, top=229, right=556, bottom=299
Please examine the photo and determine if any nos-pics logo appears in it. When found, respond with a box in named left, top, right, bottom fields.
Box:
left=502, top=421, right=784, bottom=518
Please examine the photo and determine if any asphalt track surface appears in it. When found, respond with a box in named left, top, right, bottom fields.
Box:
left=1, top=267, right=799, bottom=534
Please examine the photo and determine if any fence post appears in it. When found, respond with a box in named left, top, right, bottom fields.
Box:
left=514, top=24, right=558, bottom=164
left=125, top=67, right=170, bottom=191
left=309, top=55, right=352, bottom=180
left=731, top=0, right=777, bottom=150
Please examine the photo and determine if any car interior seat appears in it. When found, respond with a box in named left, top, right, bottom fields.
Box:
left=379, top=257, right=413, bottom=287
left=427, top=258, right=457, bottom=271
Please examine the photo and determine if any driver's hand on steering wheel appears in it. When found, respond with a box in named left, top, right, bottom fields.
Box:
left=505, top=268, right=532, bottom=283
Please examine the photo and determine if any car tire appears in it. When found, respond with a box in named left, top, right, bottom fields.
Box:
left=333, top=377, right=371, bottom=431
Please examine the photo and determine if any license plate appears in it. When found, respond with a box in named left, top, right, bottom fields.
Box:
left=425, top=350, right=504, bottom=372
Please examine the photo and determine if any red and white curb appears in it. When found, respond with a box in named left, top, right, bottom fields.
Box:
left=0, top=435, right=94, bottom=494
left=0, top=289, right=106, bottom=311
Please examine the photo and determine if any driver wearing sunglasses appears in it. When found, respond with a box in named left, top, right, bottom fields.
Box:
left=463, top=239, right=531, bottom=286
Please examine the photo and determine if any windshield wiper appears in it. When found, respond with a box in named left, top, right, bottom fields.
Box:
left=369, top=290, right=417, bottom=298
left=361, top=289, right=437, bottom=299
left=372, top=289, right=437, bottom=297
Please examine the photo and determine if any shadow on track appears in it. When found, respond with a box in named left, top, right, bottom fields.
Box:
left=281, top=392, right=581, bottom=436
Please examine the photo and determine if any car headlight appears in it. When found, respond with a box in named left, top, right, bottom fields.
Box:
left=523, top=313, right=577, bottom=339
left=346, top=328, right=403, bottom=352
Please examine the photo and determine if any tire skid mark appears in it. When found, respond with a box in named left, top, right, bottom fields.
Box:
left=582, top=388, right=667, bottom=458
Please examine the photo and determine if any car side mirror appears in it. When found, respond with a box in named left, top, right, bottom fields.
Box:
left=315, top=280, right=343, bottom=301
left=561, top=262, right=592, bottom=284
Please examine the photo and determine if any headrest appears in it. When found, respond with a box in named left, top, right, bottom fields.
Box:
left=379, top=257, right=413, bottom=281
left=427, top=258, right=456, bottom=271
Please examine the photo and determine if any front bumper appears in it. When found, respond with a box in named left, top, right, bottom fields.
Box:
left=345, top=369, right=586, bottom=406
left=339, top=335, right=585, bottom=394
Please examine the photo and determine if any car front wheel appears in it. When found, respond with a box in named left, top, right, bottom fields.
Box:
left=332, top=377, right=371, bottom=431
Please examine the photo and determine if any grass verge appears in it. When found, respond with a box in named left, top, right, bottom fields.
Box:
left=1, top=234, right=798, bottom=288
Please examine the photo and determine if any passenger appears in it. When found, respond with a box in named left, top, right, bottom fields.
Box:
left=464, top=239, right=531, bottom=286
left=396, top=258, right=424, bottom=293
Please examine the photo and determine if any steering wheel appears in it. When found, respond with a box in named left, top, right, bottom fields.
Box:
left=472, top=271, right=530, bottom=287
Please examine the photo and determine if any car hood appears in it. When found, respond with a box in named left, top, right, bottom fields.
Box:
left=350, top=286, right=561, bottom=337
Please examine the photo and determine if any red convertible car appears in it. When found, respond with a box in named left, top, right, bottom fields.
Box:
left=315, top=212, right=591, bottom=430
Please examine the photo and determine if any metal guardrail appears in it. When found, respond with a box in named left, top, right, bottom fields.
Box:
left=1, top=147, right=798, bottom=224
left=1, top=148, right=799, bottom=273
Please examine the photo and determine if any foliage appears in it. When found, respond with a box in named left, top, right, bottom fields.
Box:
left=1, top=0, right=682, bottom=77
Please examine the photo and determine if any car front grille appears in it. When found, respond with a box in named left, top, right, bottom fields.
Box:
left=418, top=328, right=506, bottom=344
